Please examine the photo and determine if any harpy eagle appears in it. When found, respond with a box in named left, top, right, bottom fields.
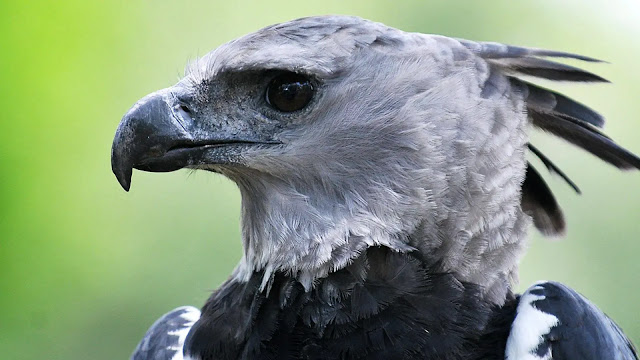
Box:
left=111, top=15, right=639, bottom=360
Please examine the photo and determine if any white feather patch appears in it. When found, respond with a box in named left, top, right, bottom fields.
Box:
left=169, top=307, right=201, bottom=360
left=506, top=282, right=559, bottom=360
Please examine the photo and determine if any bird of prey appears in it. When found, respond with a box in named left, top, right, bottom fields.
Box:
left=111, top=15, right=639, bottom=360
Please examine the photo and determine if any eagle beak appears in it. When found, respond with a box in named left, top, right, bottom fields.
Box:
left=111, top=88, right=282, bottom=191
left=111, top=88, right=194, bottom=191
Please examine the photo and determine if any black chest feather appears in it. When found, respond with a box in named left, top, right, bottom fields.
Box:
left=185, top=247, right=514, bottom=359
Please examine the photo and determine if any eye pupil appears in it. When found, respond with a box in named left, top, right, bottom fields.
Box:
left=266, top=73, right=314, bottom=112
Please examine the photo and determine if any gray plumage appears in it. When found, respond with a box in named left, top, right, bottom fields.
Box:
left=111, top=15, right=638, bottom=359
left=183, top=16, right=532, bottom=299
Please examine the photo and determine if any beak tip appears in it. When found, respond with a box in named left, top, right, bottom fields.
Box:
left=120, top=178, right=131, bottom=192
left=113, top=165, right=132, bottom=192
left=112, top=150, right=133, bottom=192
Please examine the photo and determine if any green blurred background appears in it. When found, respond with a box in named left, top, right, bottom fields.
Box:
left=1, top=1, right=638, bottom=358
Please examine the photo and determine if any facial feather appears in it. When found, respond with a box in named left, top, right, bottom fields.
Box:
left=174, top=17, right=532, bottom=302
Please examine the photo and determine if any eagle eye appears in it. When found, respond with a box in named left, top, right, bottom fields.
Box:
left=265, top=72, right=314, bottom=112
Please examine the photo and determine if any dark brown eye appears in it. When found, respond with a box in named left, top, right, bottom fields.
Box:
left=265, top=73, right=314, bottom=112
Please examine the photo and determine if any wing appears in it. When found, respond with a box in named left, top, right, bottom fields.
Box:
left=506, top=281, right=637, bottom=360
left=131, top=306, right=201, bottom=360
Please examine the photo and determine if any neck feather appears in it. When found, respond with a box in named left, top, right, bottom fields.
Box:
left=228, top=66, right=532, bottom=303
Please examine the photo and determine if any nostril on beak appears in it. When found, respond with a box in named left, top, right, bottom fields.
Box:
left=179, top=104, right=191, bottom=114
left=173, top=104, right=193, bottom=132
left=174, top=103, right=193, bottom=120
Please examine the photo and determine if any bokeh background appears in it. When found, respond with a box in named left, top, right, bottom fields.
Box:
left=1, top=1, right=639, bottom=359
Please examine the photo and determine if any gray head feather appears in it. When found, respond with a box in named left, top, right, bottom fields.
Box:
left=112, top=15, right=637, bottom=305
left=180, top=16, right=532, bottom=303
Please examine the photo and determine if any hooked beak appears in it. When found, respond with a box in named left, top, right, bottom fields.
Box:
left=111, top=88, right=279, bottom=191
